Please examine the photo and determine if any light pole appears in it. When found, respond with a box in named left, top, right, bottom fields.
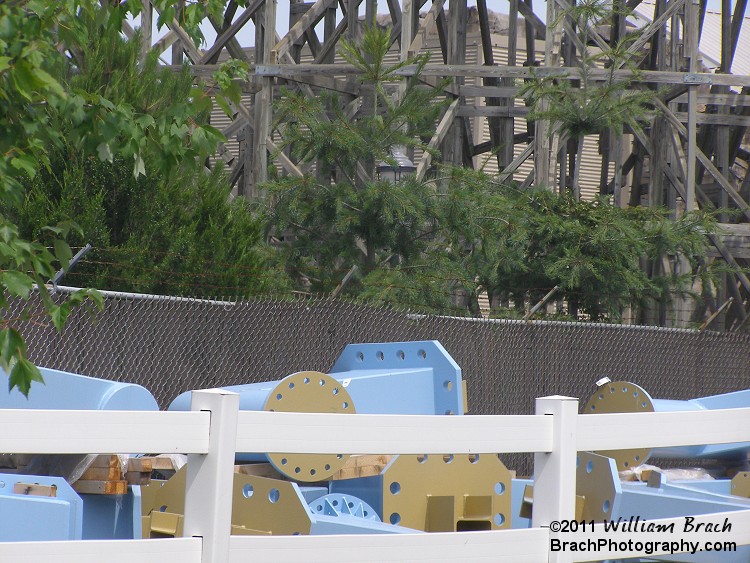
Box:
left=375, top=146, right=416, bottom=183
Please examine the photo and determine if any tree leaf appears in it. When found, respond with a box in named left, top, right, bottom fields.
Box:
left=133, top=153, right=146, bottom=177
left=96, top=142, right=114, bottom=162
left=1, top=271, right=34, bottom=299
left=0, top=327, right=25, bottom=373
left=8, top=358, right=43, bottom=397
left=53, top=239, right=73, bottom=271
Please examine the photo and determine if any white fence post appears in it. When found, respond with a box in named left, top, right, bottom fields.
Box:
left=184, top=389, right=240, bottom=563
left=532, top=395, right=578, bottom=563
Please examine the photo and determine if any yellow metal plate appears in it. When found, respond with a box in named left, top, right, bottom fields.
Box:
left=264, top=371, right=355, bottom=482
left=380, top=453, right=512, bottom=532
left=576, top=452, right=619, bottom=522
left=583, top=381, right=654, bottom=471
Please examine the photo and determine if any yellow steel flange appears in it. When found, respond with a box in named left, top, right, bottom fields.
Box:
left=583, top=380, right=655, bottom=471
left=263, top=371, right=355, bottom=482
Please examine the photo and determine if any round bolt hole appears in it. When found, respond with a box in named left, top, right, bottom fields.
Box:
left=303, top=377, right=310, bottom=384
left=494, top=482, right=505, bottom=495
left=389, top=513, right=401, bottom=525
left=590, top=405, right=596, bottom=411
left=333, top=387, right=339, bottom=395
left=336, top=454, right=343, bottom=459
left=280, top=458, right=288, bottom=465
left=243, top=484, right=254, bottom=498
left=418, top=349, right=427, bottom=359
left=276, top=393, right=283, bottom=400
left=443, top=380, right=453, bottom=391
left=294, top=467, right=301, bottom=474
left=332, top=500, right=338, bottom=507
left=356, top=352, right=364, bottom=362
left=609, top=387, right=616, bottom=393
left=376, top=351, right=384, bottom=361
left=444, top=410, right=454, bottom=415
left=288, top=382, right=295, bottom=389
left=603, top=499, right=611, bottom=513
left=494, top=513, right=505, bottom=526
left=342, top=401, right=349, bottom=409
left=324, top=464, right=331, bottom=471
left=348, top=502, right=354, bottom=508
left=443, top=454, right=454, bottom=464
left=468, top=454, right=480, bottom=464
left=159, top=505, right=168, bottom=512
left=586, top=460, right=594, bottom=474
left=417, top=454, right=428, bottom=463
left=396, top=350, right=405, bottom=360
left=310, top=469, right=316, bottom=476
left=316, top=505, right=323, bottom=511
left=390, top=481, right=401, bottom=495
left=622, top=386, right=628, bottom=393
left=268, top=488, right=280, bottom=503
left=319, top=379, right=326, bottom=386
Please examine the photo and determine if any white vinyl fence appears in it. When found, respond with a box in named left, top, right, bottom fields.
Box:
left=2, top=390, right=750, bottom=562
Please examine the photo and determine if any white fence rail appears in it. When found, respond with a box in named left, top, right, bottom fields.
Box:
left=2, top=391, right=750, bottom=562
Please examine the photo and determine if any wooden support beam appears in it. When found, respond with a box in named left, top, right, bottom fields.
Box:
left=200, top=0, right=264, bottom=64
left=416, top=99, right=460, bottom=181
left=516, top=0, right=546, bottom=41
left=267, top=138, right=304, bottom=177
left=655, top=98, right=750, bottom=221
left=140, top=0, right=152, bottom=62
left=407, top=0, right=446, bottom=58
left=274, top=0, right=338, bottom=62
left=498, top=143, right=535, bottom=183
left=617, top=0, right=687, bottom=69
left=535, top=0, right=562, bottom=189
left=254, top=65, right=750, bottom=89
left=150, top=31, right=178, bottom=57
left=168, top=19, right=203, bottom=63
left=632, top=126, right=750, bottom=295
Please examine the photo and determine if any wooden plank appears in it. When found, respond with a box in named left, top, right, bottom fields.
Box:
left=332, top=454, right=393, bottom=480
left=79, top=466, right=122, bottom=481
left=13, top=483, right=57, bottom=497
left=457, top=106, right=529, bottom=117
left=254, top=64, right=750, bottom=87
left=458, top=85, right=519, bottom=97
left=128, top=458, right=154, bottom=473
left=126, top=472, right=152, bottom=486
left=72, top=480, right=128, bottom=495
left=674, top=113, right=750, bottom=127
left=235, top=463, right=286, bottom=479
left=90, top=455, right=121, bottom=468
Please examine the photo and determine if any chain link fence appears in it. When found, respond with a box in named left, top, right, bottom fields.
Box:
left=10, top=290, right=750, bottom=472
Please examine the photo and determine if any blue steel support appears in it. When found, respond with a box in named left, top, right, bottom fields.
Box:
left=169, top=340, right=465, bottom=416
left=0, top=366, right=158, bottom=411
left=0, top=474, right=83, bottom=542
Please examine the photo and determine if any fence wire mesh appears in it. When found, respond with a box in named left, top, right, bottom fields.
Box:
left=10, top=290, right=750, bottom=474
